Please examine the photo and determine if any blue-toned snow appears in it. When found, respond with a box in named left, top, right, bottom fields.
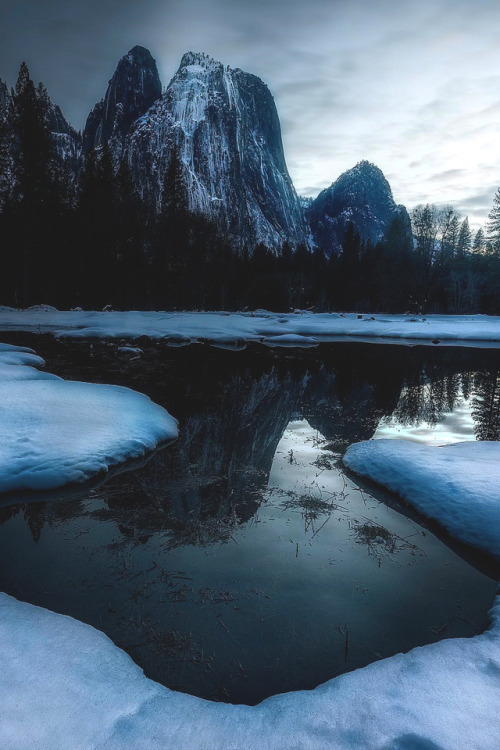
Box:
left=1, top=309, right=500, bottom=347
left=344, top=439, right=500, bottom=559
left=0, top=343, right=178, bottom=494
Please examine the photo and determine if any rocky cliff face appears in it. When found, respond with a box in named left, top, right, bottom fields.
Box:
left=125, top=51, right=308, bottom=250
left=47, top=103, right=81, bottom=171
left=83, top=45, right=162, bottom=157
left=0, top=80, right=9, bottom=113
left=306, top=161, right=408, bottom=255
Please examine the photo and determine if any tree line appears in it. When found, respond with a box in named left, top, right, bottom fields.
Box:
left=0, top=62, right=499, bottom=313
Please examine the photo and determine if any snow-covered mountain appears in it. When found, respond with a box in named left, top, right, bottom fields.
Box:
left=46, top=103, right=81, bottom=171
left=83, top=45, right=162, bottom=158
left=124, top=51, right=308, bottom=250
left=306, top=161, right=408, bottom=255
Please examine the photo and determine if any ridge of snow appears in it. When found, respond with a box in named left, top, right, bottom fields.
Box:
left=0, top=343, right=178, bottom=495
left=1, top=310, right=500, bottom=347
left=0, top=588, right=499, bottom=749
left=344, top=439, right=500, bottom=558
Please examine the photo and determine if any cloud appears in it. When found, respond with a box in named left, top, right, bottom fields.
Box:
left=426, top=169, right=466, bottom=183
left=2, top=0, right=500, bottom=225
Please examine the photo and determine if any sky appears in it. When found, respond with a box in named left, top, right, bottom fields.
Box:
left=1, top=0, right=499, bottom=229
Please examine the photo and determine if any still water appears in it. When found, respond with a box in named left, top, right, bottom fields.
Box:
left=0, top=337, right=498, bottom=704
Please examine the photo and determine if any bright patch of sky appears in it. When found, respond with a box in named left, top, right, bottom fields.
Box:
left=1, top=0, right=500, bottom=227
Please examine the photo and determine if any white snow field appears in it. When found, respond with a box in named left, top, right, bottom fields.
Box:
left=1, top=309, right=500, bottom=346
left=344, top=439, right=500, bottom=559
left=0, top=590, right=499, bottom=750
left=0, top=342, right=178, bottom=494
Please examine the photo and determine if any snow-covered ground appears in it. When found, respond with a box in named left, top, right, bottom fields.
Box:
left=0, top=589, right=499, bottom=750
left=1, top=308, right=500, bottom=346
left=0, top=342, right=178, bottom=495
left=344, top=439, right=500, bottom=559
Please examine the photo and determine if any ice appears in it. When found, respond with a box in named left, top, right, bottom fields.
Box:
left=344, top=439, right=500, bottom=559
left=0, top=310, right=500, bottom=347
left=0, top=343, right=178, bottom=494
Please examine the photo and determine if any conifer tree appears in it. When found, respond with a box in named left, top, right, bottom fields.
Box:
left=161, top=145, right=188, bottom=217
left=456, top=217, right=472, bottom=257
left=472, top=228, right=485, bottom=254
left=486, top=188, right=500, bottom=254
left=8, top=62, right=55, bottom=305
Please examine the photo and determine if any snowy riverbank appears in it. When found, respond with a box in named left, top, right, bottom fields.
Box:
left=0, top=342, right=178, bottom=495
left=344, top=439, right=500, bottom=559
left=1, top=589, right=499, bottom=749
left=1, top=308, right=500, bottom=347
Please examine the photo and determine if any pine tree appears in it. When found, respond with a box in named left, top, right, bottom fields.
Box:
left=486, top=188, right=500, bottom=254
left=8, top=63, right=56, bottom=305
left=472, top=371, right=500, bottom=440
left=114, top=158, right=145, bottom=307
left=11, top=63, right=53, bottom=203
left=456, top=217, right=472, bottom=257
left=472, top=228, right=485, bottom=254
left=161, top=145, right=188, bottom=217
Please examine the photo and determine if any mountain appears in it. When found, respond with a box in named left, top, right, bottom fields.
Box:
left=306, top=161, right=408, bottom=255
left=46, top=102, right=81, bottom=171
left=83, top=45, right=162, bottom=157
left=125, top=51, right=308, bottom=250
left=0, top=79, right=9, bottom=112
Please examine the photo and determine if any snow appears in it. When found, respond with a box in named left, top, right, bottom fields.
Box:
left=117, top=346, right=143, bottom=357
left=344, top=439, right=500, bottom=559
left=0, top=310, right=500, bottom=347
left=0, top=589, right=499, bottom=750
left=263, top=333, right=319, bottom=347
left=0, top=343, right=178, bottom=495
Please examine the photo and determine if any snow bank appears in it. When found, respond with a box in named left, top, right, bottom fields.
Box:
left=344, top=439, right=500, bottom=559
left=0, top=343, right=178, bottom=495
left=0, top=310, right=500, bottom=347
left=0, top=590, right=499, bottom=749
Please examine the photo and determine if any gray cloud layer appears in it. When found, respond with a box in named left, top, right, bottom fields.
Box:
left=1, top=0, right=499, bottom=227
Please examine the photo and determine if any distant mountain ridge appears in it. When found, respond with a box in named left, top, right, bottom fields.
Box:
left=1, top=49, right=408, bottom=254
left=306, top=161, right=408, bottom=255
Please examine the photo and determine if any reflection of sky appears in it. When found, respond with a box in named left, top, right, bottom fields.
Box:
left=373, top=399, right=475, bottom=445
left=268, top=419, right=325, bottom=493
left=2, top=0, right=500, bottom=228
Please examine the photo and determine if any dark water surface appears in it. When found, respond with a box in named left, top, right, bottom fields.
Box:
left=0, top=336, right=499, bottom=704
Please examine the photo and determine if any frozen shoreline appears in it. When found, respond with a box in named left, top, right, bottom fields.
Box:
left=1, top=308, right=500, bottom=347
left=0, top=342, right=178, bottom=495
left=344, top=439, right=500, bottom=560
left=1, top=590, right=499, bottom=750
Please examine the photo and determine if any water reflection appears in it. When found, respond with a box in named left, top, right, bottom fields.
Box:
left=0, top=339, right=498, bottom=703
left=0, top=341, right=498, bottom=549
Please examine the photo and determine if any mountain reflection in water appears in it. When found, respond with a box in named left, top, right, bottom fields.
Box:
left=0, top=338, right=498, bottom=704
